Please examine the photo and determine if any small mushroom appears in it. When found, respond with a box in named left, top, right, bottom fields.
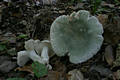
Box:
left=17, top=51, right=30, bottom=66
left=17, top=39, right=53, bottom=69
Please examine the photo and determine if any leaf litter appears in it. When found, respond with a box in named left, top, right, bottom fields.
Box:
left=0, top=0, right=120, bottom=80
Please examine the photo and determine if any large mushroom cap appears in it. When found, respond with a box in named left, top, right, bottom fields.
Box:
left=50, top=10, right=103, bottom=64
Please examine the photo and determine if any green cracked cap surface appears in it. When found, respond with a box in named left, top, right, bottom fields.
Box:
left=50, top=10, right=103, bottom=64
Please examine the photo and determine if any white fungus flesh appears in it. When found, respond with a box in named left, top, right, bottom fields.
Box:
left=17, top=39, right=52, bottom=68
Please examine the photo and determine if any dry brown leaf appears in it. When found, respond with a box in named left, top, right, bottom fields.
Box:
left=59, top=10, right=65, bottom=14
left=11, top=13, right=22, bottom=18
left=104, top=29, right=120, bottom=45
left=97, top=14, right=108, bottom=28
left=113, top=71, right=120, bottom=80
left=68, top=69, right=84, bottom=80
left=39, top=71, right=68, bottom=80
left=101, top=1, right=115, bottom=8
left=15, top=65, right=33, bottom=74
left=104, top=45, right=114, bottom=66
left=0, top=32, right=16, bottom=44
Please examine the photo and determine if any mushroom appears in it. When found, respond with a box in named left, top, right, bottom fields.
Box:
left=17, top=39, right=53, bottom=69
left=50, top=10, right=103, bottom=64
left=17, top=51, right=30, bottom=66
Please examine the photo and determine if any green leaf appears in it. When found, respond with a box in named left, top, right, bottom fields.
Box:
left=0, top=44, right=6, bottom=51
left=32, top=61, right=48, bottom=78
left=17, top=34, right=28, bottom=39
left=7, top=78, right=26, bottom=80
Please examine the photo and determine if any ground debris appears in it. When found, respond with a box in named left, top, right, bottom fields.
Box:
left=0, top=56, right=17, bottom=73
left=68, top=69, right=84, bottom=80
left=104, top=45, right=114, bottom=66
left=113, top=43, right=120, bottom=67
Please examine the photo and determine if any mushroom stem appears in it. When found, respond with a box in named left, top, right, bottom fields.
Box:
left=41, top=46, right=49, bottom=63
left=27, top=50, right=44, bottom=64
left=41, top=46, right=52, bottom=69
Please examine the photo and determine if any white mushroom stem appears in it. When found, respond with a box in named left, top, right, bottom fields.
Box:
left=41, top=46, right=49, bottom=63
left=27, top=47, right=52, bottom=69
left=27, top=50, right=45, bottom=64
left=41, top=46, right=52, bottom=69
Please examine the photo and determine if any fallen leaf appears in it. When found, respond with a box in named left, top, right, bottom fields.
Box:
left=113, top=44, right=120, bottom=67
left=0, top=61, right=17, bottom=73
left=32, top=62, right=48, bottom=78
left=101, top=1, right=115, bottom=8
left=0, top=44, right=7, bottom=51
left=7, top=48, right=17, bottom=56
left=11, top=12, right=22, bottom=18
left=104, top=45, right=114, bottom=65
left=39, top=71, right=68, bottom=80
left=0, top=32, right=16, bottom=44
left=90, top=65, right=112, bottom=77
left=113, top=70, right=120, bottom=80
left=68, top=69, right=84, bottom=80
left=53, top=61, right=66, bottom=74
left=97, top=14, right=108, bottom=28
left=7, top=78, right=26, bottom=80
left=104, top=29, right=120, bottom=45
left=15, top=65, right=33, bottom=74
left=59, top=10, right=65, bottom=14
left=0, top=56, right=17, bottom=73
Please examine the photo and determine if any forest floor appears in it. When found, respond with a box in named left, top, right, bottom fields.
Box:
left=0, top=0, right=120, bottom=80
